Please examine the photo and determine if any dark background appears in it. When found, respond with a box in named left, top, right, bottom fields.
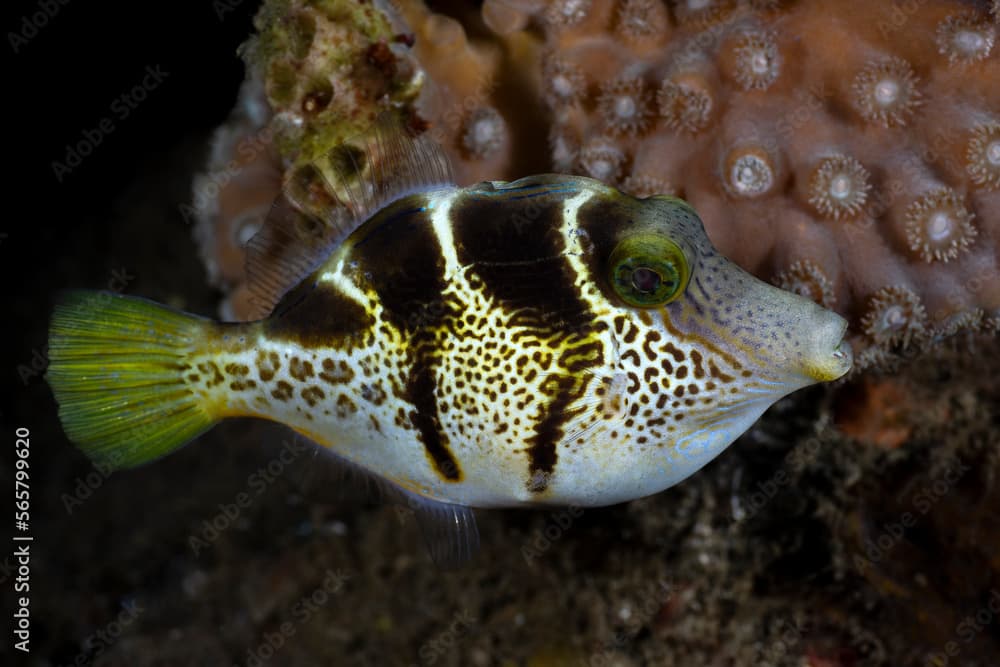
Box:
left=7, top=0, right=260, bottom=404
left=5, top=1, right=262, bottom=661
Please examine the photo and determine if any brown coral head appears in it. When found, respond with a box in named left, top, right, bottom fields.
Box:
left=903, top=188, right=977, bottom=263
left=773, top=260, right=836, bottom=309
left=807, top=154, right=871, bottom=220
left=861, top=286, right=928, bottom=348
left=729, top=30, right=781, bottom=90
left=597, top=76, right=653, bottom=136
left=721, top=144, right=779, bottom=198
left=851, top=57, right=922, bottom=128
left=935, top=14, right=996, bottom=65
left=966, top=122, right=1000, bottom=190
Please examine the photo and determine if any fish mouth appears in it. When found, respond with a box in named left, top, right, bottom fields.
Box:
left=802, top=318, right=853, bottom=383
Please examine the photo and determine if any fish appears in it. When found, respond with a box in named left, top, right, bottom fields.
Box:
left=46, top=116, right=852, bottom=564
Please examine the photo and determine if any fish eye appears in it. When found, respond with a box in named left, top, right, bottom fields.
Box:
left=608, top=234, right=690, bottom=308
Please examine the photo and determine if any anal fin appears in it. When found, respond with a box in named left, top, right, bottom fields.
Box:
left=365, top=478, right=480, bottom=569
left=405, top=494, right=480, bottom=570
left=288, top=430, right=480, bottom=568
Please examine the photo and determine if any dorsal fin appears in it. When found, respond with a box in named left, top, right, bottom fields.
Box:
left=244, top=112, right=455, bottom=319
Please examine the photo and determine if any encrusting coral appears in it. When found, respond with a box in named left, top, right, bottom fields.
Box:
left=190, top=0, right=543, bottom=318
left=519, top=0, right=999, bottom=371
left=193, top=0, right=999, bottom=372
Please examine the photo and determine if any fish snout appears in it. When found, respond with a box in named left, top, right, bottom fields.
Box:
left=739, top=279, right=854, bottom=387
left=798, top=309, right=853, bottom=383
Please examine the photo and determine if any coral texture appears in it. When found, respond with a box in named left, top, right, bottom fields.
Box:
left=191, top=0, right=543, bottom=318
left=195, top=0, right=999, bottom=372
left=521, top=0, right=999, bottom=371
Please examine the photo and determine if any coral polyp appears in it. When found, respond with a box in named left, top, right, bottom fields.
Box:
left=807, top=154, right=871, bottom=220
left=616, top=0, right=669, bottom=41
left=462, top=107, right=506, bottom=159
left=722, top=145, right=777, bottom=198
left=935, top=14, right=996, bottom=64
left=546, top=0, right=591, bottom=29
left=657, top=76, right=713, bottom=133
left=966, top=122, right=1000, bottom=190
left=904, top=188, right=977, bottom=263
left=730, top=30, right=781, bottom=90
left=774, top=260, right=836, bottom=309
left=549, top=125, right=579, bottom=172
left=579, top=136, right=625, bottom=182
left=861, top=286, right=929, bottom=348
left=851, top=57, right=923, bottom=128
left=936, top=308, right=987, bottom=338
left=597, top=77, right=652, bottom=136
left=543, top=55, right=586, bottom=107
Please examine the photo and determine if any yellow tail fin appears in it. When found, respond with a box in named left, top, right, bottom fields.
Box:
left=46, top=290, right=218, bottom=470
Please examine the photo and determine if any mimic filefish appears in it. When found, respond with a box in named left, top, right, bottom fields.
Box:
left=46, top=117, right=852, bottom=563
